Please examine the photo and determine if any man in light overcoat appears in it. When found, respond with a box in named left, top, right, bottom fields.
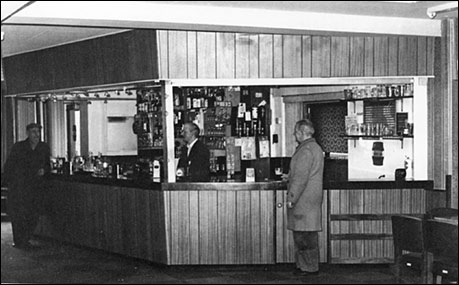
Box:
left=286, top=119, right=324, bottom=275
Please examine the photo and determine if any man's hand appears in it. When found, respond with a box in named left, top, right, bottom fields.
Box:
left=287, top=201, right=294, bottom=209
left=281, top=173, right=289, bottom=182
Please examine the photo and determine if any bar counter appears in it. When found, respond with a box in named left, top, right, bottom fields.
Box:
left=35, top=175, right=433, bottom=265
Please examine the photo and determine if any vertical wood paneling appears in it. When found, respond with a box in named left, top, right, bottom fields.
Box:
left=187, top=31, right=198, bottom=79
left=216, top=33, right=235, bottom=79
left=349, top=190, right=364, bottom=258
left=417, top=37, right=428, bottom=75
left=388, top=37, right=399, bottom=75
left=275, top=189, right=297, bottom=263
left=349, top=37, right=365, bottom=77
left=260, top=191, right=274, bottom=263
left=37, top=182, right=168, bottom=264
left=168, top=31, right=188, bottom=79
left=189, top=190, right=200, bottom=264
left=339, top=190, right=350, bottom=259
left=374, top=37, right=389, bottom=76
left=426, top=37, right=435, bottom=76
left=319, top=190, right=328, bottom=262
left=328, top=188, right=426, bottom=263
left=157, top=30, right=169, bottom=78
left=197, top=32, right=216, bottom=78
left=375, top=190, right=383, bottom=259
left=302, top=36, right=312, bottom=77
left=217, top=191, right=237, bottom=264
left=236, top=191, right=252, bottom=263
left=283, top=35, right=302, bottom=78
left=170, top=190, right=190, bottom=264
left=331, top=37, right=350, bottom=77
left=312, top=36, right=331, bottom=77
left=249, top=34, right=259, bottom=78
left=235, top=33, right=250, bottom=78
left=398, top=37, right=418, bottom=76
left=198, top=191, right=219, bottom=264
left=259, top=34, right=273, bottom=78
left=105, top=186, right=120, bottom=253
left=330, top=190, right=340, bottom=260
left=364, top=37, right=374, bottom=76
left=273, top=35, right=283, bottom=78
left=251, top=191, right=261, bottom=263
left=127, top=29, right=158, bottom=81
left=276, top=190, right=286, bottom=261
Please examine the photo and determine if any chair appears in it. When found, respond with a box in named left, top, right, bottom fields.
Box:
left=391, top=214, right=426, bottom=283
left=425, top=208, right=458, bottom=220
left=423, top=219, right=458, bottom=284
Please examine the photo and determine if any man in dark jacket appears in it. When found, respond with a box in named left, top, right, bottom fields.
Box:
left=177, top=122, right=210, bottom=182
left=286, top=119, right=324, bottom=275
left=3, top=123, right=51, bottom=249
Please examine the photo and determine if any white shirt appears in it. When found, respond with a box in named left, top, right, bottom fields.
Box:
left=187, top=138, right=198, bottom=157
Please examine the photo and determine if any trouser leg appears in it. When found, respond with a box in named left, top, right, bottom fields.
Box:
left=293, top=231, right=319, bottom=272
left=9, top=200, right=39, bottom=245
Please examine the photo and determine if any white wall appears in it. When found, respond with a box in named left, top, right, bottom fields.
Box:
left=88, top=100, right=137, bottom=156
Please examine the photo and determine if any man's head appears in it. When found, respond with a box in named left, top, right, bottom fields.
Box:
left=294, top=119, right=315, bottom=143
left=26, top=123, right=42, bottom=145
left=182, top=123, right=200, bottom=144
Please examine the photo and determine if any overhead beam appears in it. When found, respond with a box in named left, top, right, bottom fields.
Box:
left=3, top=1, right=442, bottom=37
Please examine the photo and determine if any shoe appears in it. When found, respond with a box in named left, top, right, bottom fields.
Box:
left=292, top=268, right=319, bottom=276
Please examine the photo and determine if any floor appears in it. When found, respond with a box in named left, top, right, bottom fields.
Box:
left=2, top=221, right=419, bottom=284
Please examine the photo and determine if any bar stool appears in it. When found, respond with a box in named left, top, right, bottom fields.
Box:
left=391, top=214, right=426, bottom=284
left=423, top=219, right=458, bottom=284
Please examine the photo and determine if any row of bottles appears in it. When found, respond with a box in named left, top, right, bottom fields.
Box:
left=344, top=83, right=413, bottom=100
left=235, top=104, right=267, bottom=137
left=134, top=87, right=164, bottom=150
left=134, top=158, right=162, bottom=182
left=134, top=112, right=163, bottom=148
left=174, top=87, right=226, bottom=109
left=137, top=88, right=162, bottom=113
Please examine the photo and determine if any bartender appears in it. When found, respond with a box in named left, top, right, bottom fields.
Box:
left=177, top=122, right=210, bottom=182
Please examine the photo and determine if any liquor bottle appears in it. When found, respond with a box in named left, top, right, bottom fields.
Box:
left=245, top=111, right=252, bottom=136
left=257, top=106, right=266, bottom=136
left=251, top=107, right=258, bottom=137
left=235, top=118, right=242, bottom=137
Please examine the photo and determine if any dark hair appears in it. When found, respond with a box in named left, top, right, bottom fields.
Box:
left=26, top=123, right=42, bottom=131
left=295, top=119, right=315, bottom=136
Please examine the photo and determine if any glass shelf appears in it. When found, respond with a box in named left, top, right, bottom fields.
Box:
left=341, top=95, right=413, bottom=102
left=341, top=135, right=413, bottom=148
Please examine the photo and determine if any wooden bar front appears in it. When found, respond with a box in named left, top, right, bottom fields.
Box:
left=35, top=177, right=433, bottom=265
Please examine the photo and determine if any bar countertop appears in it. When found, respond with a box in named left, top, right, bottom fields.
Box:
left=50, top=174, right=432, bottom=191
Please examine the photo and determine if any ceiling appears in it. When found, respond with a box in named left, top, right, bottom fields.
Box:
left=1, top=1, right=457, bottom=58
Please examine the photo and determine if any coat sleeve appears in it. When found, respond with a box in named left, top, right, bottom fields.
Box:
left=43, top=143, right=52, bottom=176
left=2, top=143, right=20, bottom=186
left=287, top=147, right=313, bottom=205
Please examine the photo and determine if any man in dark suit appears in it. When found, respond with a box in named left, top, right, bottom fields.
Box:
left=177, top=123, right=210, bottom=182
left=3, top=123, right=51, bottom=249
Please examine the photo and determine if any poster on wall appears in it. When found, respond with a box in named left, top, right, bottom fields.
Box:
left=241, top=137, right=256, bottom=160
